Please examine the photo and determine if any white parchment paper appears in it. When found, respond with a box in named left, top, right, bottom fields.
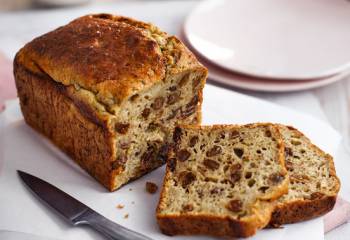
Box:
left=0, top=85, right=336, bottom=240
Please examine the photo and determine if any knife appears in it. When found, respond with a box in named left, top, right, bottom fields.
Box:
left=17, top=170, right=152, bottom=240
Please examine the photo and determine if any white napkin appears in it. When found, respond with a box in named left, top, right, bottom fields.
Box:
left=0, top=84, right=340, bottom=240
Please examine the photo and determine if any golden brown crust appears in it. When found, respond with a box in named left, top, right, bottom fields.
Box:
left=269, top=125, right=341, bottom=226
left=14, top=60, right=117, bottom=191
left=157, top=199, right=275, bottom=237
left=269, top=196, right=337, bottom=226
left=15, top=48, right=198, bottom=192
left=15, top=14, right=204, bottom=108
left=16, top=14, right=164, bottom=106
left=157, top=214, right=260, bottom=238
left=156, top=123, right=289, bottom=238
left=14, top=14, right=207, bottom=191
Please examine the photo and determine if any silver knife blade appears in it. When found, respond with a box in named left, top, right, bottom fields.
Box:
left=18, top=170, right=153, bottom=240
left=18, top=170, right=89, bottom=224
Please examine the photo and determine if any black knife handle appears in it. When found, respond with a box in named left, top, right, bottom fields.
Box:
left=76, top=209, right=153, bottom=240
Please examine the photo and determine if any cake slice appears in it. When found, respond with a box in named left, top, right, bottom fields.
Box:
left=157, top=124, right=289, bottom=238
left=269, top=125, right=340, bottom=226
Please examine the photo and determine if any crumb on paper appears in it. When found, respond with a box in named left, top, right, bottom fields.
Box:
left=116, top=204, right=124, bottom=209
left=124, top=213, right=129, bottom=219
left=270, top=223, right=284, bottom=229
left=131, top=201, right=135, bottom=205
left=145, top=181, right=158, bottom=194
left=129, top=188, right=132, bottom=191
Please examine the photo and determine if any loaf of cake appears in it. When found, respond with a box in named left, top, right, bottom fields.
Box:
left=14, top=14, right=207, bottom=191
left=269, top=125, right=340, bottom=226
left=157, top=124, right=289, bottom=238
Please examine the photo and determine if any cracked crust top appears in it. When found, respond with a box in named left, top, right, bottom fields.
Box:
left=15, top=13, right=203, bottom=107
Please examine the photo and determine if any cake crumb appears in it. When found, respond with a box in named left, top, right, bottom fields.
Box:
left=129, top=188, right=133, bottom=191
left=146, top=181, right=158, bottom=194
left=124, top=213, right=129, bottom=219
left=270, top=223, right=284, bottom=229
left=116, top=204, right=124, bottom=209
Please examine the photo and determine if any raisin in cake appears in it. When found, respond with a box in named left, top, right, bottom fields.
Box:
left=14, top=14, right=207, bottom=191
left=157, top=124, right=289, bottom=238
left=269, top=125, right=340, bottom=226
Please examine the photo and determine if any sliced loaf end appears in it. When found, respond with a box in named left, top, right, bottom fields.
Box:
left=270, top=125, right=340, bottom=226
left=157, top=123, right=289, bottom=237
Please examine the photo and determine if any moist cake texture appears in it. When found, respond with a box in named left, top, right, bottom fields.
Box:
left=157, top=124, right=289, bottom=238
left=269, top=125, right=340, bottom=225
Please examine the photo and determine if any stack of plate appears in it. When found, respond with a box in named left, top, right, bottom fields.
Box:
left=183, top=0, right=350, bottom=92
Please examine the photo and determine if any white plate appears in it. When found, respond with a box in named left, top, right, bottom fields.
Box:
left=184, top=0, right=350, bottom=80
left=181, top=35, right=350, bottom=92
left=203, top=55, right=350, bottom=92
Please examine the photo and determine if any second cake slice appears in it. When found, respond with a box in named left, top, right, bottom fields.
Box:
left=269, top=125, right=340, bottom=226
left=157, top=123, right=289, bottom=238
